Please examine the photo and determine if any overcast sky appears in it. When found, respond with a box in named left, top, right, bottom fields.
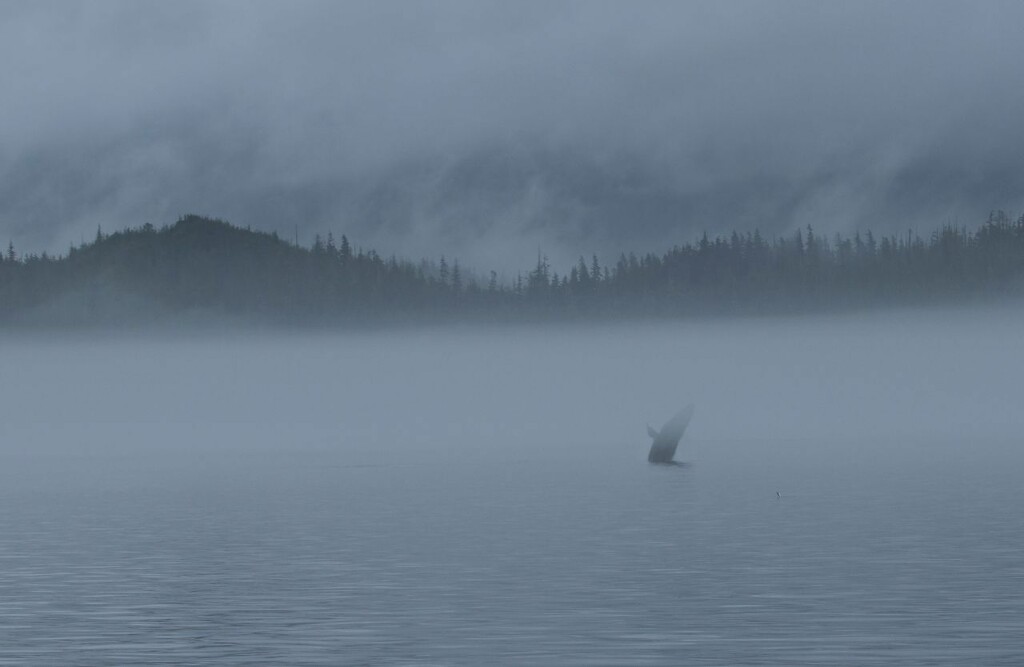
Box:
left=2, top=1, right=1023, bottom=271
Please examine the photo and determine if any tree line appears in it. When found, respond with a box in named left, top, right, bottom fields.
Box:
left=1, top=211, right=1023, bottom=325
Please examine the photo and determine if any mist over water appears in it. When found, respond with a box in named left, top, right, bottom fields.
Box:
left=5, top=4, right=1024, bottom=663
left=2, top=308, right=1023, bottom=663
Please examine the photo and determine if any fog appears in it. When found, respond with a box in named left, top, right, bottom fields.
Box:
left=6, top=3, right=1024, bottom=661
left=3, top=310, right=1023, bottom=662
left=4, top=2, right=1024, bottom=270
left=4, top=307, right=1022, bottom=469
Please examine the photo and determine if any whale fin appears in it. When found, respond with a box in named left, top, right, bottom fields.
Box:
left=647, top=404, right=695, bottom=464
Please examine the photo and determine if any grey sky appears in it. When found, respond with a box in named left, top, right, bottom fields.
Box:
left=2, top=1, right=1023, bottom=271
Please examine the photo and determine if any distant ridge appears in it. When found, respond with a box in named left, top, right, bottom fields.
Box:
left=2, top=212, right=1024, bottom=327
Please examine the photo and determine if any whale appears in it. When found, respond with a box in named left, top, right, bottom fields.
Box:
left=647, top=404, right=694, bottom=464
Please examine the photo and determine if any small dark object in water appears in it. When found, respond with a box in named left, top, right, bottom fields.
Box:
left=647, top=404, right=694, bottom=464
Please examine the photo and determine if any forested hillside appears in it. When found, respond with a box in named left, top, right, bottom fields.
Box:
left=2, top=212, right=1023, bottom=326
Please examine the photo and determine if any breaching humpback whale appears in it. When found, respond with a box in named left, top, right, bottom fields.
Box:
left=647, top=404, right=694, bottom=464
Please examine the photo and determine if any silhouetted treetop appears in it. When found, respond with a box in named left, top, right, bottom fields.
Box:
left=2, top=211, right=1023, bottom=326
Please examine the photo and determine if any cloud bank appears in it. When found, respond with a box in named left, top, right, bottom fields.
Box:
left=2, top=1, right=1023, bottom=270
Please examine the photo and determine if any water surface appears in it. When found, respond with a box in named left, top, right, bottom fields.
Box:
left=2, top=312, right=1022, bottom=664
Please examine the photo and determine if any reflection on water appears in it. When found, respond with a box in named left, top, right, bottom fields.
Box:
left=1, top=428, right=1022, bottom=665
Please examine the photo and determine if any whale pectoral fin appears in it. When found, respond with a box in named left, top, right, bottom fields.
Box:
left=647, top=425, right=659, bottom=439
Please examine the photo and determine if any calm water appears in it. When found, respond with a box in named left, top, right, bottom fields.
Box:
left=2, top=316, right=1023, bottom=664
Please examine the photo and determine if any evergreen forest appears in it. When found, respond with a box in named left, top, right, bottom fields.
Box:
left=2, top=212, right=1024, bottom=326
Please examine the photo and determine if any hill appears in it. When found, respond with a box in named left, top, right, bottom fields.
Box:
left=2, top=212, right=1024, bottom=327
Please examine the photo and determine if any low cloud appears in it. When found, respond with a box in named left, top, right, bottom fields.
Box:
left=2, top=1, right=1023, bottom=271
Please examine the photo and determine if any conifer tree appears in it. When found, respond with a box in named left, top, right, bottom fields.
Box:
left=340, top=234, right=352, bottom=262
left=452, top=260, right=462, bottom=293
